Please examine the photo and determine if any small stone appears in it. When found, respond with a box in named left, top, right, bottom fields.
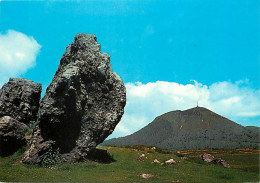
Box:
left=140, top=174, right=154, bottom=179
left=165, top=158, right=176, bottom=165
left=199, top=153, right=214, bottom=163
left=212, top=158, right=230, bottom=168
left=136, top=153, right=146, bottom=161
left=153, top=159, right=160, bottom=163
left=172, top=179, right=181, bottom=182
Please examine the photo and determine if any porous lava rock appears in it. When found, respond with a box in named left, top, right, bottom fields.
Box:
left=23, top=33, right=126, bottom=164
left=0, top=78, right=42, bottom=124
left=0, top=116, right=29, bottom=156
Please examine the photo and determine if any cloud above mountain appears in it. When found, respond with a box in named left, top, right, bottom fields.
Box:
left=0, top=30, right=41, bottom=86
left=110, top=80, right=260, bottom=138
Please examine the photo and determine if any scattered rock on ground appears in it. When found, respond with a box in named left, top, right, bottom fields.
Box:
left=153, top=159, right=160, bottom=163
left=199, top=153, right=230, bottom=168
left=165, top=158, right=176, bottom=165
left=0, top=116, right=29, bottom=156
left=0, top=78, right=42, bottom=125
left=199, top=153, right=214, bottom=162
left=140, top=174, right=154, bottom=179
left=172, top=179, right=181, bottom=182
left=136, top=153, right=146, bottom=161
left=211, top=157, right=230, bottom=168
left=23, top=33, right=126, bottom=164
left=181, top=156, right=188, bottom=160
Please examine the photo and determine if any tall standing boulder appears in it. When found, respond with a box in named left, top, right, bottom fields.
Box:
left=23, top=33, right=126, bottom=164
left=0, top=78, right=42, bottom=124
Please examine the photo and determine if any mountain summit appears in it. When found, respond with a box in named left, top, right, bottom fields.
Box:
left=104, top=107, right=259, bottom=150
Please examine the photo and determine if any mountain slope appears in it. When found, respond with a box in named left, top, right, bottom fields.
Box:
left=104, top=107, right=260, bottom=150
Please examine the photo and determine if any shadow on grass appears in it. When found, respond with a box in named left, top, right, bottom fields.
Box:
left=86, top=149, right=115, bottom=164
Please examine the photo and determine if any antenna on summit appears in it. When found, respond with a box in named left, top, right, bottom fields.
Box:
left=197, top=101, right=199, bottom=107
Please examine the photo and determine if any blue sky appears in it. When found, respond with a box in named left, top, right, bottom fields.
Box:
left=0, top=0, right=259, bottom=138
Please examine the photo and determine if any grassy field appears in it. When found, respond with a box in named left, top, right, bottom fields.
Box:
left=0, top=145, right=259, bottom=182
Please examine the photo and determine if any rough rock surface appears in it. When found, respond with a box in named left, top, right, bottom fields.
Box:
left=200, top=153, right=230, bottom=168
left=0, top=78, right=42, bottom=124
left=23, top=33, right=126, bottom=164
left=0, top=116, right=29, bottom=156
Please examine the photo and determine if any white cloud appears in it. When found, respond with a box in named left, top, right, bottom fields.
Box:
left=115, top=123, right=131, bottom=134
left=109, top=80, right=260, bottom=138
left=0, top=30, right=41, bottom=86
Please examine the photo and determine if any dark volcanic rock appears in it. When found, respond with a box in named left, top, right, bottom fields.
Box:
left=200, top=153, right=230, bottom=168
left=0, top=78, right=42, bottom=124
left=0, top=116, right=29, bottom=156
left=23, top=33, right=126, bottom=164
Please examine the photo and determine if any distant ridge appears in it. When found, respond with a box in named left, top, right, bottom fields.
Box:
left=104, top=107, right=260, bottom=150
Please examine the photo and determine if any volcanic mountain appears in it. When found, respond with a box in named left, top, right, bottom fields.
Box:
left=104, top=107, right=259, bottom=150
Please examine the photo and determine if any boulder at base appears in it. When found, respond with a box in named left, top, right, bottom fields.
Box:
left=0, top=78, right=42, bottom=124
left=0, top=116, right=29, bottom=156
left=23, top=33, right=126, bottom=164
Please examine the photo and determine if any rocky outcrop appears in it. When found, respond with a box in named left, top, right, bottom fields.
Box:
left=23, top=33, right=126, bottom=164
left=0, top=116, right=29, bottom=156
left=200, top=153, right=230, bottom=168
left=0, top=78, right=42, bottom=124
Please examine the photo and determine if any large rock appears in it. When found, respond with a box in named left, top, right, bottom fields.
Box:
left=0, top=78, right=42, bottom=124
left=200, top=153, right=230, bottom=168
left=0, top=116, right=29, bottom=156
left=23, top=33, right=126, bottom=164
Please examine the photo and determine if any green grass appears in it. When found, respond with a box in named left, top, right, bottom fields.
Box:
left=0, top=146, right=259, bottom=182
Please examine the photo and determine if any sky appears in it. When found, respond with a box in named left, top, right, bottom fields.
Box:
left=0, top=0, right=259, bottom=139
